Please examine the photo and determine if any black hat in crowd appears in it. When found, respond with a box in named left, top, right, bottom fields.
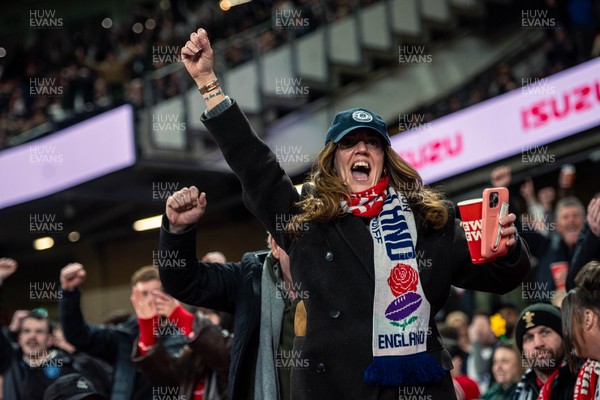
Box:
left=325, top=108, right=390, bottom=146
left=515, top=303, right=562, bottom=352
left=43, top=373, right=104, bottom=400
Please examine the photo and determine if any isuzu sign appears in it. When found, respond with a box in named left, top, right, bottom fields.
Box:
left=391, top=57, right=600, bottom=184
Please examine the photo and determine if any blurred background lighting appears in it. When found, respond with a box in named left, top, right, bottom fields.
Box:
left=132, top=22, right=144, bottom=34
left=145, top=19, right=156, bottom=30
left=220, top=0, right=252, bottom=11
left=132, top=215, right=162, bottom=231
left=34, top=237, right=54, bottom=251
left=68, top=231, right=81, bottom=242
left=101, top=18, right=113, bottom=29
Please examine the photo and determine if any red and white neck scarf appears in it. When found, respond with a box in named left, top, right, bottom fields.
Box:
left=573, top=359, right=600, bottom=400
left=537, top=366, right=561, bottom=400
left=340, top=177, right=389, bottom=217
left=341, top=180, right=445, bottom=385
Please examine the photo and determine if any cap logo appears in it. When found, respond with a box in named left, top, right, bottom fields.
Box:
left=352, top=110, right=373, bottom=123
left=77, top=378, right=90, bottom=390
left=523, top=311, right=535, bottom=328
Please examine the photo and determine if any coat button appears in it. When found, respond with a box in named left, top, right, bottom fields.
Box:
left=325, top=251, right=334, bottom=262
left=316, top=363, right=326, bottom=373
left=329, top=310, right=340, bottom=319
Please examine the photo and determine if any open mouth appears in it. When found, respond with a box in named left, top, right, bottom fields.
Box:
left=351, top=161, right=370, bottom=182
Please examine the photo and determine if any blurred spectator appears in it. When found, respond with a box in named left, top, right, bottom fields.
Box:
left=466, top=312, right=496, bottom=392
left=0, top=258, right=110, bottom=400
left=77, top=48, right=140, bottom=103
left=440, top=325, right=481, bottom=400
left=480, top=343, right=522, bottom=399
left=513, top=303, right=575, bottom=399
left=446, top=311, right=471, bottom=353
left=490, top=302, right=520, bottom=340
left=43, top=373, right=106, bottom=400
left=452, top=355, right=481, bottom=399
left=520, top=178, right=555, bottom=237
left=493, top=165, right=585, bottom=305
left=159, top=186, right=299, bottom=400
left=562, top=260, right=600, bottom=356
left=132, top=297, right=232, bottom=400
left=59, top=263, right=187, bottom=400
left=561, top=261, right=600, bottom=399
left=6, top=309, right=29, bottom=342
left=124, top=78, right=144, bottom=109
left=544, top=25, right=578, bottom=70
left=488, top=64, right=518, bottom=96
left=567, top=197, right=600, bottom=290
left=522, top=196, right=585, bottom=304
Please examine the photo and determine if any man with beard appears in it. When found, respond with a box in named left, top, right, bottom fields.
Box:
left=491, top=167, right=584, bottom=305
left=0, top=258, right=110, bottom=399
left=521, top=197, right=585, bottom=304
left=512, top=303, right=576, bottom=400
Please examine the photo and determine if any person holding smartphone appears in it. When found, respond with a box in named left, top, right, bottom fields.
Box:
left=168, top=28, right=531, bottom=400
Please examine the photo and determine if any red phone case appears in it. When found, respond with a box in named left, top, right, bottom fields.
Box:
left=481, top=187, right=510, bottom=259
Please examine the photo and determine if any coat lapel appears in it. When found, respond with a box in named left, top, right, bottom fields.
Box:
left=334, top=215, right=375, bottom=282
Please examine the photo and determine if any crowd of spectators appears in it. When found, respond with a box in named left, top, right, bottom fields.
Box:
left=397, top=0, right=600, bottom=135
left=0, top=0, right=600, bottom=149
left=0, top=0, right=381, bottom=149
left=1, top=170, right=598, bottom=398
left=1, top=155, right=599, bottom=398
left=3, top=0, right=598, bottom=150
left=1, top=0, right=598, bottom=150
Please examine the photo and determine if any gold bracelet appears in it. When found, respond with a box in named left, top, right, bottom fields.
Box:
left=198, top=79, right=220, bottom=95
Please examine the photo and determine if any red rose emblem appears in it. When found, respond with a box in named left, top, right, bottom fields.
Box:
left=388, top=263, right=418, bottom=296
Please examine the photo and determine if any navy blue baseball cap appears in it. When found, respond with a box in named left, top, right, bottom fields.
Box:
left=325, top=108, right=390, bottom=146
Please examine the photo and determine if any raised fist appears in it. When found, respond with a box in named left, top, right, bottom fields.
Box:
left=60, top=263, right=87, bottom=291
left=181, top=28, right=216, bottom=88
left=491, top=165, right=511, bottom=188
left=0, top=258, right=17, bottom=284
left=166, top=186, right=207, bottom=234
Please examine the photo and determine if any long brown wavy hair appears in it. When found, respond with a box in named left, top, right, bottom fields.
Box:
left=288, top=142, right=448, bottom=236
left=561, top=260, right=600, bottom=372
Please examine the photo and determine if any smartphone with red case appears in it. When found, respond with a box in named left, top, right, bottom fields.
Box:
left=481, top=187, right=510, bottom=259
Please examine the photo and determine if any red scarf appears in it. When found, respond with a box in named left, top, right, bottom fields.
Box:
left=537, top=367, right=561, bottom=400
left=574, top=359, right=600, bottom=400
left=194, top=382, right=205, bottom=400
left=341, top=177, right=389, bottom=217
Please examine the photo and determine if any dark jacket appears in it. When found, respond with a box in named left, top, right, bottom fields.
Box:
left=199, top=100, right=531, bottom=400
left=0, top=332, right=108, bottom=400
left=512, top=365, right=575, bottom=400
left=481, top=382, right=517, bottom=399
left=60, top=288, right=187, bottom=400
left=566, top=221, right=600, bottom=290
left=132, top=314, right=232, bottom=399
left=519, top=229, right=572, bottom=301
left=0, top=286, right=111, bottom=400
left=159, top=223, right=268, bottom=400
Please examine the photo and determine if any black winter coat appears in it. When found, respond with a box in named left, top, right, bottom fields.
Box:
left=201, top=100, right=531, bottom=400
left=159, top=221, right=268, bottom=400
left=60, top=288, right=187, bottom=400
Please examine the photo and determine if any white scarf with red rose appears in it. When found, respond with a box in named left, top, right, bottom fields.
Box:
left=357, top=186, right=446, bottom=386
